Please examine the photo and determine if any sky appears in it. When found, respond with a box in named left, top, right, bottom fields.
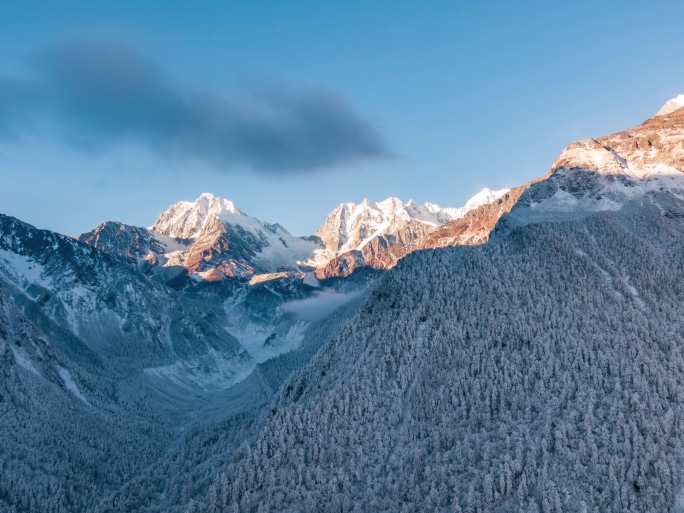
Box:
left=1, top=1, right=684, bottom=236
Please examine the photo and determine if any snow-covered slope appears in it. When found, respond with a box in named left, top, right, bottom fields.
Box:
left=310, top=189, right=509, bottom=277
left=83, top=189, right=512, bottom=282
left=0, top=212, right=256, bottom=512
left=203, top=201, right=684, bottom=513
left=151, top=193, right=241, bottom=239
left=188, top=94, right=684, bottom=513
left=656, top=93, right=684, bottom=117
left=499, top=95, right=684, bottom=229
left=81, top=193, right=321, bottom=281
left=0, top=213, right=256, bottom=390
left=1, top=210, right=372, bottom=513
left=78, top=221, right=179, bottom=269
left=313, top=191, right=508, bottom=260
left=551, top=95, right=684, bottom=178
left=313, top=197, right=460, bottom=258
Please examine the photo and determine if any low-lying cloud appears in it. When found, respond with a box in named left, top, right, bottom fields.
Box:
left=281, top=289, right=363, bottom=322
left=0, top=39, right=388, bottom=173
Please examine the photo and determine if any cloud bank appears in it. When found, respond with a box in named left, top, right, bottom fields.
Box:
left=280, top=289, right=363, bottom=322
left=0, top=39, right=388, bottom=173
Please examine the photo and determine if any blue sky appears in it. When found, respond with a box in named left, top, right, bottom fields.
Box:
left=1, top=1, right=684, bottom=236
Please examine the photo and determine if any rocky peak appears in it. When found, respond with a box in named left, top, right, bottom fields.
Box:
left=550, top=97, right=684, bottom=179
left=78, top=221, right=168, bottom=266
left=151, top=192, right=241, bottom=240
left=82, top=193, right=320, bottom=282
left=311, top=189, right=510, bottom=278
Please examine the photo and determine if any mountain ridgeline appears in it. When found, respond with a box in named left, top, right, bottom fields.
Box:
left=79, top=188, right=511, bottom=282
left=189, top=95, right=684, bottom=513
left=1, top=95, right=684, bottom=513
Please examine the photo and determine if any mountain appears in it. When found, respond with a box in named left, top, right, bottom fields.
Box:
left=551, top=97, right=684, bottom=178
left=181, top=95, right=684, bottom=513
left=78, top=220, right=171, bottom=267
left=0, top=212, right=250, bottom=512
left=311, top=189, right=509, bottom=278
left=82, top=189, right=512, bottom=282
left=418, top=186, right=527, bottom=249
left=8, top=92, right=684, bottom=513
left=421, top=94, right=684, bottom=251
left=656, top=93, right=684, bottom=117
left=0, top=209, right=372, bottom=513
left=80, top=192, right=321, bottom=281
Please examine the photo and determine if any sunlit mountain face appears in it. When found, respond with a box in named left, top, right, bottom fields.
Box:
left=3, top=3, right=684, bottom=511
left=4, top=94, right=684, bottom=513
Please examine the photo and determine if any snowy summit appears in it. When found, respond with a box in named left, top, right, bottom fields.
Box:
left=655, top=94, right=684, bottom=117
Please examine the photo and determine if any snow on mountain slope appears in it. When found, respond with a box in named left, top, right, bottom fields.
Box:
left=419, top=186, right=527, bottom=248
left=81, top=192, right=321, bottom=281
left=498, top=95, right=684, bottom=229
left=1, top=210, right=367, bottom=510
left=656, top=93, right=684, bottom=117
left=462, top=187, right=511, bottom=211
left=151, top=193, right=241, bottom=239
left=191, top=95, right=684, bottom=513
left=1, top=208, right=374, bottom=513
left=313, top=193, right=498, bottom=258
left=203, top=202, right=684, bottom=513
left=310, top=188, right=509, bottom=277
left=152, top=193, right=318, bottom=270
left=551, top=96, right=684, bottom=178
left=83, top=189, right=512, bottom=282
left=78, top=221, right=181, bottom=269
left=0, top=213, right=256, bottom=390
left=0, top=239, right=177, bottom=513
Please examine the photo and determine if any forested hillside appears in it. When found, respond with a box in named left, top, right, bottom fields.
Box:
left=196, top=195, right=684, bottom=513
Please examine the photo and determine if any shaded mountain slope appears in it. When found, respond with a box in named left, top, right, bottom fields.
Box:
left=198, top=192, right=684, bottom=513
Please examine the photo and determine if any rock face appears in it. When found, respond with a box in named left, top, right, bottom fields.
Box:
left=80, top=193, right=320, bottom=281
left=310, top=197, right=462, bottom=265
left=418, top=94, right=684, bottom=254
left=313, top=219, right=434, bottom=279
left=311, top=190, right=510, bottom=278
left=419, top=187, right=528, bottom=249
left=82, top=190, right=514, bottom=282
left=551, top=96, right=684, bottom=177
left=77, top=221, right=171, bottom=267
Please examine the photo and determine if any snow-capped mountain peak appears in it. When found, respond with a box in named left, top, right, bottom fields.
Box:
left=314, top=196, right=459, bottom=256
left=151, top=192, right=241, bottom=240
left=656, top=94, right=684, bottom=117
left=196, top=192, right=238, bottom=214
left=316, top=190, right=509, bottom=252
left=463, top=187, right=510, bottom=211
left=309, top=188, right=511, bottom=275
left=550, top=98, right=684, bottom=180
left=81, top=192, right=321, bottom=281
left=84, top=186, right=513, bottom=282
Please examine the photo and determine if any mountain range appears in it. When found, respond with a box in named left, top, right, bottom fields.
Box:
left=80, top=187, right=510, bottom=282
left=2, top=95, right=684, bottom=513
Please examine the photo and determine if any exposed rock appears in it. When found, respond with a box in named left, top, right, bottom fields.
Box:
left=312, top=191, right=510, bottom=278
left=419, top=186, right=528, bottom=248
left=78, top=221, right=174, bottom=267
left=81, top=193, right=320, bottom=281
left=551, top=98, right=684, bottom=177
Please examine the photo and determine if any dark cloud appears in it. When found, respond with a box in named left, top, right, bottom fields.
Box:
left=0, top=76, right=37, bottom=138
left=0, top=39, right=388, bottom=173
